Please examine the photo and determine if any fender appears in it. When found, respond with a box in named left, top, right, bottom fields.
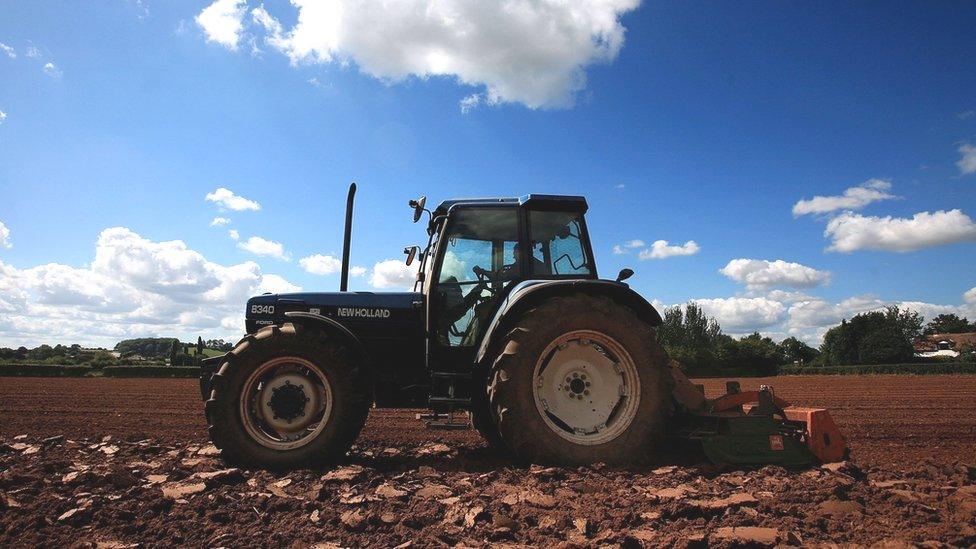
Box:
left=475, top=279, right=664, bottom=365
left=198, top=312, right=370, bottom=401
left=281, top=311, right=369, bottom=364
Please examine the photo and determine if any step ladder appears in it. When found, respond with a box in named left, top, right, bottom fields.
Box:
left=424, top=371, right=472, bottom=430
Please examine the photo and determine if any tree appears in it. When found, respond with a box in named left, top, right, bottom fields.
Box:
left=169, top=339, right=180, bottom=366
left=779, top=336, right=819, bottom=365
left=858, top=326, right=914, bottom=364
left=656, top=303, right=723, bottom=373
left=819, top=307, right=919, bottom=365
left=196, top=336, right=204, bottom=356
left=924, top=313, right=973, bottom=335
left=717, top=333, right=784, bottom=376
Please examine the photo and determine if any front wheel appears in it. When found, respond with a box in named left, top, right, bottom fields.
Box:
left=205, top=323, right=370, bottom=469
left=487, top=294, right=672, bottom=465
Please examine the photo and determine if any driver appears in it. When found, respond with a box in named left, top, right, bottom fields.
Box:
left=498, top=241, right=550, bottom=278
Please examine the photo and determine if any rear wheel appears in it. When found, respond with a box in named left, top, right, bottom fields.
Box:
left=487, top=294, right=672, bottom=465
left=205, top=323, right=370, bottom=469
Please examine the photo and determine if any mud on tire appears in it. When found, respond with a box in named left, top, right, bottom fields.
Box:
left=487, top=293, right=672, bottom=465
left=204, top=323, right=370, bottom=469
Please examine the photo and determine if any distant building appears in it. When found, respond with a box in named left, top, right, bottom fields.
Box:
left=914, top=332, right=976, bottom=359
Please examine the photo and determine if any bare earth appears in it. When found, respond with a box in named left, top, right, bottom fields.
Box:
left=1, top=375, right=975, bottom=547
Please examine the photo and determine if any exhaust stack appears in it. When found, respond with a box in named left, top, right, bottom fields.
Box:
left=340, top=182, right=356, bottom=292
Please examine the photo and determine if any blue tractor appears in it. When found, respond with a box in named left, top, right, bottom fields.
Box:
left=200, top=185, right=846, bottom=469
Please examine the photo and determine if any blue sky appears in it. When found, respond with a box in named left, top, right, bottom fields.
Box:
left=0, top=0, right=974, bottom=347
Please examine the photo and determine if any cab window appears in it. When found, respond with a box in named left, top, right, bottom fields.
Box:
left=528, top=211, right=593, bottom=276
left=435, top=208, right=519, bottom=346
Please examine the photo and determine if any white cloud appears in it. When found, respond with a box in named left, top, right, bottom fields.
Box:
left=0, top=43, right=14, bottom=58
left=792, top=179, right=896, bottom=217
left=370, top=259, right=419, bottom=289
left=639, top=240, right=699, bottom=260
left=205, top=187, right=261, bottom=211
left=196, top=0, right=247, bottom=50
left=257, top=273, right=300, bottom=295
left=43, top=62, right=62, bottom=78
left=350, top=266, right=367, bottom=277
left=25, top=46, right=40, bottom=58
left=210, top=217, right=231, bottom=227
left=214, top=0, right=640, bottom=109
left=965, top=287, right=976, bottom=304
left=299, top=254, right=342, bottom=275
left=615, top=183, right=626, bottom=189
left=720, top=258, right=830, bottom=290
left=612, top=239, right=646, bottom=254
left=0, top=110, right=6, bottom=124
left=957, top=143, right=976, bottom=176
left=693, top=297, right=787, bottom=332
left=0, top=227, right=299, bottom=347
left=825, top=209, right=976, bottom=253
left=0, top=221, right=10, bottom=249
left=237, top=236, right=289, bottom=260
left=459, top=93, right=482, bottom=114
left=228, top=229, right=239, bottom=240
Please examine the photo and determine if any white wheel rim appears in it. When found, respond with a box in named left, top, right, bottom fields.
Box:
left=532, top=330, right=641, bottom=446
left=240, top=356, right=333, bottom=451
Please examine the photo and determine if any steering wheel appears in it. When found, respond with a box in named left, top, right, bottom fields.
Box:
left=472, top=266, right=496, bottom=295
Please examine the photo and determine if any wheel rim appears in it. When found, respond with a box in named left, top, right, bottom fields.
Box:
left=239, top=356, right=333, bottom=451
left=532, top=330, right=641, bottom=446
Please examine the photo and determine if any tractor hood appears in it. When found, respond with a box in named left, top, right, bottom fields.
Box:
left=245, top=291, right=423, bottom=338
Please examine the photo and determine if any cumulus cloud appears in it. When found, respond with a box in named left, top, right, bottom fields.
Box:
left=0, top=43, right=15, bottom=58
left=0, top=221, right=10, bottom=249
left=43, top=62, right=62, bottom=78
left=693, top=297, right=787, bottom=332
left=965, top=287, right=976, bottom=304
left=0, top=110, right=6, bottom=124
left=0, top=227, right=299, bottom=347
left=228, top=229, right=239, bottom=240
left=350, top=266, right=367, bottom=277
left=299, top=254, right=341, bottom=275
left=210, top=217, right=230, bottom=227
left=25, top=46, right=40, bottom=59
left=720, top=259, right=830, bottom=290
left=824, top=209, right=976, bottom=253
left=639, top=240, right=699, bottom=260
left=957, top=143, right=976, bottom=176
left=201, top=0, right=640, bottom=109
left=612, top=239, right=646, bottom=254
left=237, top=236, right=289, bottom=260
left=205, top=187, right=261, bottom=211
left=196, top=0, right=247, bottom=49
left=792, top=179, right=896, bottom=217
left=370, top=259, right=419, bottom=289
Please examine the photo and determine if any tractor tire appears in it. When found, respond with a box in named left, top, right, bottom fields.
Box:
left=469, top=395, right=508, bottom=454
left=487, top=293, right=672, bottom=465
left=204, top=323, right=370, bottom=469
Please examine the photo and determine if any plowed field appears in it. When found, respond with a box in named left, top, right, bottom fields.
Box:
left=1, top=375, right=975, bottom=547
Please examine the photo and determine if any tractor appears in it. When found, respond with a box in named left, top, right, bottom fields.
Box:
left=200, top=184, right=846, bottom=469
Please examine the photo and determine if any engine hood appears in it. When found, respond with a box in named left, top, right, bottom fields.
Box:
left=245, top=291, right=422, bottom=336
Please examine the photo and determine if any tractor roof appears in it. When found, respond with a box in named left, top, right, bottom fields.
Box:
left=433, top=194, right=587, bottom=217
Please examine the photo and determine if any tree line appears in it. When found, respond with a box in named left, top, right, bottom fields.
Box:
left=657, top=304, right=976, bottom=376
left=0, top=337, right=234, bottom=366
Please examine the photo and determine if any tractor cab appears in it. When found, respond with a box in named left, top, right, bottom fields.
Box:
left=412, top=195, right=597, bottom=380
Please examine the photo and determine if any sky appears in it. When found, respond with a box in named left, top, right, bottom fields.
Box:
left=0, top=0, right=975, bottom=348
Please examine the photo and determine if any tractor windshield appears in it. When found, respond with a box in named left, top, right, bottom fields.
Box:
left=433, top=207, right=520, bottom=346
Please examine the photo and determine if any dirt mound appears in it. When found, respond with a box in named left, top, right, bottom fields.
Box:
left=2, top=433, right=975, bottom=547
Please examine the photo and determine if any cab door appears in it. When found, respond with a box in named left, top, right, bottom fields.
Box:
left=425, top=206, right=523, bottom=372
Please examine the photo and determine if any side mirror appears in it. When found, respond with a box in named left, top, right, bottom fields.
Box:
left=404, top=245, right=420, bottom=266
left=409, top=196, right=427, bottom=223
left=615, top=268, right=634, bottom=283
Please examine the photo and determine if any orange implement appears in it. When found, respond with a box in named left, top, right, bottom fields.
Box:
left=782, top=406, right=847, bottom=463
